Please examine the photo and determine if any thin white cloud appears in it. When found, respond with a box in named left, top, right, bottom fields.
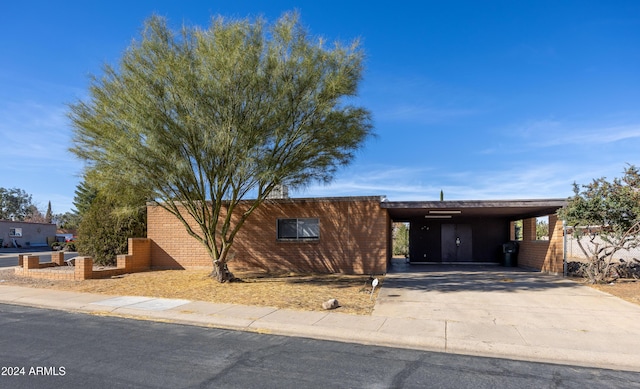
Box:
left=512, top=118, right=640, bottom=147
left=363, top=74, right=490, bottom=124
left=0, top=99, right=81, bottom=213
left=551, top=124, right=640, bottom=146
left=0, top=101, right=74, bottom=164
left=447, top=166, right=572, bottom=200
left=295, top=165, right=439, bottom=200
left=297, top=162, right=589, bottom=202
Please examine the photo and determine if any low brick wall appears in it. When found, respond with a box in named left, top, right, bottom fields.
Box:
left=15, top=238, right=152, bottom=281
left=117, top=238, right=152, bottom=273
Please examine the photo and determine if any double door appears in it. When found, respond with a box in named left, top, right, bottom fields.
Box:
left=441, top=224, right=472, bottom=262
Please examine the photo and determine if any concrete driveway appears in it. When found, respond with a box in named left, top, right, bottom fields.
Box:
left=373, top=260, right=640, bottom=370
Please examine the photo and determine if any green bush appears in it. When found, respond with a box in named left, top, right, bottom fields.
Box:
left=51, top=241, right=77, bottom=252
left=392, top=223, right=409, bottom=257
left=76, top=194, right=146, bottom=266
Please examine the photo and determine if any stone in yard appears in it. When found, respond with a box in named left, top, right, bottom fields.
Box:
left=322, top=299, right=339, bottom=310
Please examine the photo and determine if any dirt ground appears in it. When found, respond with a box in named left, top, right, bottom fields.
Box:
left=0, top=268, right=382, bottom=315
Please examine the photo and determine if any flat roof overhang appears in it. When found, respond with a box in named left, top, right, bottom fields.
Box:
left=381, top=199, right=567, bottom=221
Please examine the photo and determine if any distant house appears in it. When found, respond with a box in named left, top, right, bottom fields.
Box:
left=0, top=220, right=56, bottom=248
left=145, top=195, right=567, bottom=275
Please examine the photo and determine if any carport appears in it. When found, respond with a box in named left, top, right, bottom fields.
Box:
left=382, top=199, right=566, bottom=271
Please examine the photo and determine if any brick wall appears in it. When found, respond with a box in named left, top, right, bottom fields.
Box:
left=147, top=197, right=390, bottom=274
left=15, top=239, right=152, bottom=281
left=117, top=238, right=151, bottom=272
left=146, top=204, right=211, bottom=269
left=517, top=214, right=564, bottom=274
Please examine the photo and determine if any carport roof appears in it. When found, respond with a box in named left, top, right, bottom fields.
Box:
left=381, top=198, right=567, bottom=221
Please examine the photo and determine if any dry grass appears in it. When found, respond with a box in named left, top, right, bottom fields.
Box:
left=0, top=268, right=382, bottom=315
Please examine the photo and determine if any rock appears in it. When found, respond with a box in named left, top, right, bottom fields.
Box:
left=322, top=299, right=339, bottom=310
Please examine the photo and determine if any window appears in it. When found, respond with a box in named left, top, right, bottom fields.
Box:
left=9, top=228, right=22, bottom=237
left=277, top=218, right=319, bottom=240
left=536, top=216, right=549, bottom=240
left=513, top=220, right=523, bottom=241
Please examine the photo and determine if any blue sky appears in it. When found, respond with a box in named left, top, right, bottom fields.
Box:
left=1, top=1, right=639, bottom=214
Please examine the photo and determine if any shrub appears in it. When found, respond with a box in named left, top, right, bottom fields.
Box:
left=64, top=242, right=77, bottom=252
left=76, top=194, right=146, bottom=266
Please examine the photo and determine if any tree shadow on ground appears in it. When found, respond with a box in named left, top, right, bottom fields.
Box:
left=235, top=270, right=375, bottom=289
left=384, top=260, right=579, bottom=293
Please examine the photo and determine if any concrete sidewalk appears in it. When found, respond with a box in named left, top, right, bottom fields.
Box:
left=1, top=265, right=640, bottom=372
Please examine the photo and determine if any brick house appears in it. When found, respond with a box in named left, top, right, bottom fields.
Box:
left=146, top=196, right=566, bottom=275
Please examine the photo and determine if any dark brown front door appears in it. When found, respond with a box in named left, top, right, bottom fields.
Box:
left=441, top=224, right=472, bottom=262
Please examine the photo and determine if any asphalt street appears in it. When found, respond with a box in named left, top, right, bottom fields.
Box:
left=1, top=304, right=639, bottom=389
left=0, top=251, right=77, bottom=268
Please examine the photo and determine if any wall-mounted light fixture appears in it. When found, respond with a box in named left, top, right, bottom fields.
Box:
left=428, top=210, right=462, bottom=214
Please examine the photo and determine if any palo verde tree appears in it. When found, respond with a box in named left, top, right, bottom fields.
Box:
left=69, top=13, right=373, bottom=282
left=558, top=165, right=640, bottom=283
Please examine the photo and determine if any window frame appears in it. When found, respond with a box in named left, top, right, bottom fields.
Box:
left=276, top=218, right=320, bottom=241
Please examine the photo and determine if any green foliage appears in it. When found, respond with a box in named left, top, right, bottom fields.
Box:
left=72, top=173, right=147, bottom=265
left=560, top=165, right=640, bottom=233
left=51, top=241, right=77, bottom=252
left=73, top=179, right=98, bottom=217
left=392, top=223, right=409, bottom=256
left=69, top=12, right=372, bottom=281
left=513, top=220, right=523, bottom=240
left=536, top=219, right=549, bottom=240
left=558, top=165, right=640, bottom=283
left=0, top=187, right=35, bottom=220
left=76, top=194, right=146, bottom=266
left=54, top=212, right=81, bottom=230
left=45, top=201, right=53, bottom=223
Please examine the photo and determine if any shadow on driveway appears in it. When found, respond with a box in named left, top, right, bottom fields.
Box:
left=383, top=260, right=577, bottom=294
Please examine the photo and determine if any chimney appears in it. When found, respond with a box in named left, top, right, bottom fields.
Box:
left=267, top=185, right=289, bottom=200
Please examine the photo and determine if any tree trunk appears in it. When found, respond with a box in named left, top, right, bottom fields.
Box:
left=211, top=260, right=235, bottom=283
